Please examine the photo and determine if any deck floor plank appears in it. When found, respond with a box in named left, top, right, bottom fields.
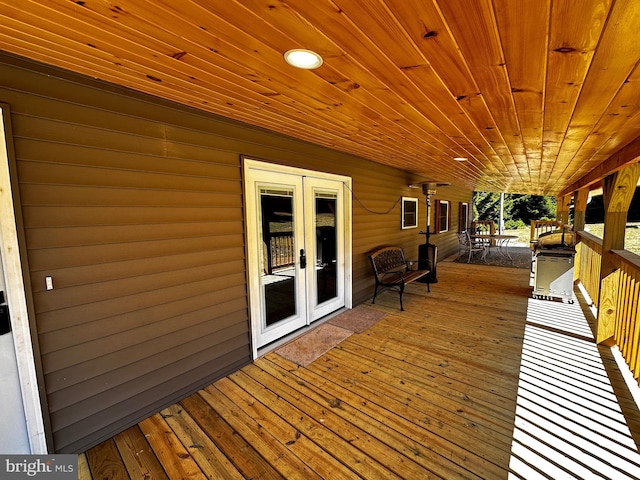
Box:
left=306, top=343, right=515, bottom=443
left=85, top=437, right=130, bottom=480
left=81, top=261, right=640, bottom=479
left=198, top=383, right=326, bottom=480
left=254, top=356, right=459, bottom=479
left=212, top=377, right=363, bottom=480
left=322, top=343, right=516, bottom=431
left=77, top=453, right=91, bottom=480
left=344, top=332, right=520, bottom=402
left=138, top=414, right=206, bottom=480
left=301, top=347, right=511, bottom=478
left=113, top=425, right=169, bottom=480
left=263, top=352, right=487, bottom=479
left=230, top=366, right=404, bottom=480
left=371, top=322, right=524, bottom=371
left=180, top=393, right=286, bottom=480
left=160, top=403, right=245, bottom=480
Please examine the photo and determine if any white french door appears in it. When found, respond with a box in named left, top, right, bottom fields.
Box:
left=244, top=160, right=351, bottom=355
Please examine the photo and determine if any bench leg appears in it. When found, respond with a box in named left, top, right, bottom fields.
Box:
left=399, top=283, right=405, bottom=311
left=372, top=285, right=378, bottom=304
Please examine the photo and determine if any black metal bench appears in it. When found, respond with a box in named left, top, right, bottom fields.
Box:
left=368, top=246, right=430, bottom=311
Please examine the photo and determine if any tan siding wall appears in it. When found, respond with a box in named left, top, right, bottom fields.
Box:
left=0, top=55, right=473, bottom=453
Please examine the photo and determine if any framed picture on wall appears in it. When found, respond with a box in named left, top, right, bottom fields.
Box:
left=401, top=197, right=419, bottom=229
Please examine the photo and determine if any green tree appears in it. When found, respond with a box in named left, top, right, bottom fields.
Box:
left=473, top=192, right=556, bottom=227
left=508, top=195, right=556, bottom=224
left=472, top=192, right=501, bottom=222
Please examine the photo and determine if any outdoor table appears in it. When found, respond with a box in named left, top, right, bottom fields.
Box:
left=470, top=234, right=519, bottom=262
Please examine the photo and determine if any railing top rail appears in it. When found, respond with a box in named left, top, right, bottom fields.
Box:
left=577, top=231, right=640, bottom=270
left=268, top=231, right=295, bottom=238
left=612, top=249, right=640, bottom=270
left=576, top=230, right=603, bottom=249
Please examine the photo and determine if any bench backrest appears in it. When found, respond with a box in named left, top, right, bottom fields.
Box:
left=369, top=246, right=407, bottom=276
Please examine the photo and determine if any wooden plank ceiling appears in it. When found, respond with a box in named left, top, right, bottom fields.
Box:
left=1, top=0, right=639, bottom=195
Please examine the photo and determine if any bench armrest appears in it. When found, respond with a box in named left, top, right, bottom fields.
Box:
left=405, top=260, right=419, bottom=271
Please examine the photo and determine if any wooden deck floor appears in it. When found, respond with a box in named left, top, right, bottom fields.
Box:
left=80, top=261, right=640, bottom=479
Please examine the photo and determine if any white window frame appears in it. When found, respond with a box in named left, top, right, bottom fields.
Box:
left=401, top=197, right=419, bottom=229
left=438, top=200, right=450, bottom=233
left=459, top=202, right=469, bottom=232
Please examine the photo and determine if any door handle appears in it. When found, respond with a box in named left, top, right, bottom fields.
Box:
left=299, top=249, right=307, bottom=269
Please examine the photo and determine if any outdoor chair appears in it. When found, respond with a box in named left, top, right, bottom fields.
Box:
left=457, top=231, right=487, bottom=263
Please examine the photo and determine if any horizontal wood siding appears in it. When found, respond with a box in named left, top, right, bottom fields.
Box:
left=2, top=59, right=254, bottom=453
left=0, top=55, right=473, bottom=453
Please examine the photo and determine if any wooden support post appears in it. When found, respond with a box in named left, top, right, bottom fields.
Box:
left=555, top=195, right=564, bottom=224
left=565, top=194, right=573, bottom=224
left=572, top=187, right=590, bottom=282
left=556, top=194, right=572, bottom=225
left=596, top=163, right=640, bottom=343
left=573, top=188, right=589, bottom=232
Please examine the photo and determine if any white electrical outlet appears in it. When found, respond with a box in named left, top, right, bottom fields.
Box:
left=45, top=276, right=53, bottom=291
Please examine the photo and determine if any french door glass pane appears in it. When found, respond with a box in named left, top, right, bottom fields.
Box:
left=315, top=193, right=337, bottom=305
left=260, top=190, right=296, bottom=326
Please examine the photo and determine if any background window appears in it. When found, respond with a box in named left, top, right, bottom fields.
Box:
left=401, top=197, right=419, bottom=229
left=459, top=202, right=469, bottom=232
left=436, top=200, right=450, bottom=233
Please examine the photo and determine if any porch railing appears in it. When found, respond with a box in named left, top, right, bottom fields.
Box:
left=471, top=220, right=495, bottom=235
left=575, top=231, right=603, bottom=307
left=267, top=232, right=295, bottom=273
left=613, top=250, right=640, bottom=384
left=471, top=221, right=496, bottom=245
left=575, top=231, right=640, bottom=386
left=530, top=219, right=563, bottom=243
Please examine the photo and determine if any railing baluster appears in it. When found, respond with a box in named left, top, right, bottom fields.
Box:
left=267, top=233, right=295, bottom=270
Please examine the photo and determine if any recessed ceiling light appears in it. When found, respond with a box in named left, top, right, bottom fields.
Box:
left=284, top=49, right=323, bottom=69
left=454, top=157, right=467, bottom=162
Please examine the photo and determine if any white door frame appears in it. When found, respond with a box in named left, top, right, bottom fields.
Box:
left=243, top=159, right=352, bottom=359
left=0, top=104, right=48, bottom=453
left=245, top=170, right=308, bottom=346
left=304, top=176, right=347, bottom=321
